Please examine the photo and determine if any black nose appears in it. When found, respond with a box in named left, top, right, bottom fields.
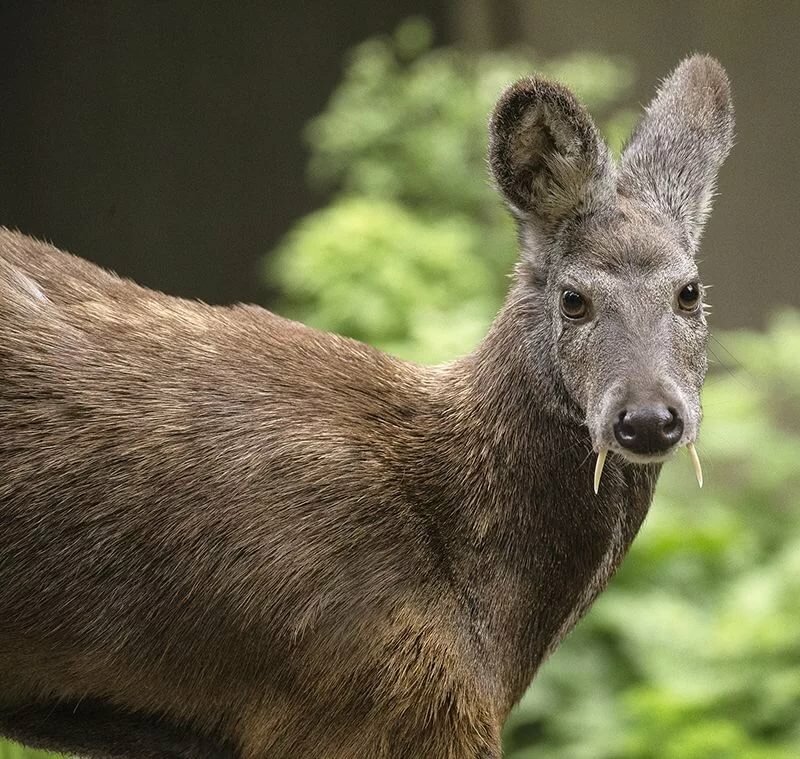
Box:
left=613, top=405, right=683, bottom=454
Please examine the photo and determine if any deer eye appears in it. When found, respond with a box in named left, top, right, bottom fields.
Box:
left=677, top=282, right=702, bottom=312
left=560, top=289, right=588, bottom=320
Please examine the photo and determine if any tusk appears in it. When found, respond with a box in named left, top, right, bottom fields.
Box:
left=593, top=448, right=608, bottom=495
left=687, top=442, right=703, bottom=488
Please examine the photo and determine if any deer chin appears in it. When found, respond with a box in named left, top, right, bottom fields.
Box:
left=592, top=441, right=703, bottom=494
left=611, top=447, right=677, bottom=465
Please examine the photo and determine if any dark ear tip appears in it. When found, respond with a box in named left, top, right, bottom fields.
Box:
left=488, top=76, right=597, bottom=167
left=489, top=76, right=582, bottom=132
left=676, top=53, right=729, bottom=83
left=671, top=54, right=733, bottom=114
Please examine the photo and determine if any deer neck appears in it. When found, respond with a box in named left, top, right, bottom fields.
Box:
left=413, top=286, right=658, bottom=709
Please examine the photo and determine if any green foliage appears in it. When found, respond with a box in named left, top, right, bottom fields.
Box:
left=265, top=18, right=800, bottom=759
left=0, top=744, right=59, bottom=759
left=269, top=197, right=494, bottom=362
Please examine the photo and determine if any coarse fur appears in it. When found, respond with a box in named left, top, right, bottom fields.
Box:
left=0, top=56, right=733, bottom=758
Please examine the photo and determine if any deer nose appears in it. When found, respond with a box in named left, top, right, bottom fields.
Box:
left=613, top=405, right=683, bottom=455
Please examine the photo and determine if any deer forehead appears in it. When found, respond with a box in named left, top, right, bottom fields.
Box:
left=556, top=215, right=697, bottom=291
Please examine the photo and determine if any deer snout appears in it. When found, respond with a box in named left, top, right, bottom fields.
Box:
left=613, top=404, right=684, bottom=455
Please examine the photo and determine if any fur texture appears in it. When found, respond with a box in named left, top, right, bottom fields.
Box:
left=0, top=55, right=733, bottom=758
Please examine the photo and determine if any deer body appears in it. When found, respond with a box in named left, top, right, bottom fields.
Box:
left=0, top=56, right=732, bottom=758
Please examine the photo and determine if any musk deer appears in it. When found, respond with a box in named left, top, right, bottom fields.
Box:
left=0, top=55, right=733, bottom=759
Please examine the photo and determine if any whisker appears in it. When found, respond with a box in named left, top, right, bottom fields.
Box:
left=709, top=335, right=758, bottom=389
left=577, top=446, right=595, bottom=474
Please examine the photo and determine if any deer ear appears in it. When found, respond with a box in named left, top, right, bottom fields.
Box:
left=619, top=55, right=734, bottom=250
left=489, top=77, right=615, bottom=231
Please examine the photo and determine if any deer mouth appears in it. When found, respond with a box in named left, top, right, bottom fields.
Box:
left=592, top=442, right=703, bottom=494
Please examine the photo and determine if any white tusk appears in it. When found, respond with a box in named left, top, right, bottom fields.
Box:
left=593, top=448, right=608, bottom=495
left=687, top=442, right=703, bottom=488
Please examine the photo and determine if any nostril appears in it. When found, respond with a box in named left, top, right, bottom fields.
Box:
left=613, top=405, right=684, bottom=454
left=663, top=407, right=679, bottom=433
left=615, top=410, right=637, bottom=444
left=661, top=407, right=684, bottom=444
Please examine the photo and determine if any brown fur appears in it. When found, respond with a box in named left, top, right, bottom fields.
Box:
left=0, top=229, right=636, bottom=757
left=0, top=55, right=732, bottom=759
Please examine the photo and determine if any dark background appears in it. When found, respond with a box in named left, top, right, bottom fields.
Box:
left=1, top=1, right=797, bottom=329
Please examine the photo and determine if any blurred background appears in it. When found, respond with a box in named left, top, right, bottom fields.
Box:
left=1, top=2, right=799, bottom=758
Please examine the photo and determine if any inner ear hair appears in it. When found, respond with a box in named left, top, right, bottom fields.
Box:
left=489, top=76, right=615, bottom=230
